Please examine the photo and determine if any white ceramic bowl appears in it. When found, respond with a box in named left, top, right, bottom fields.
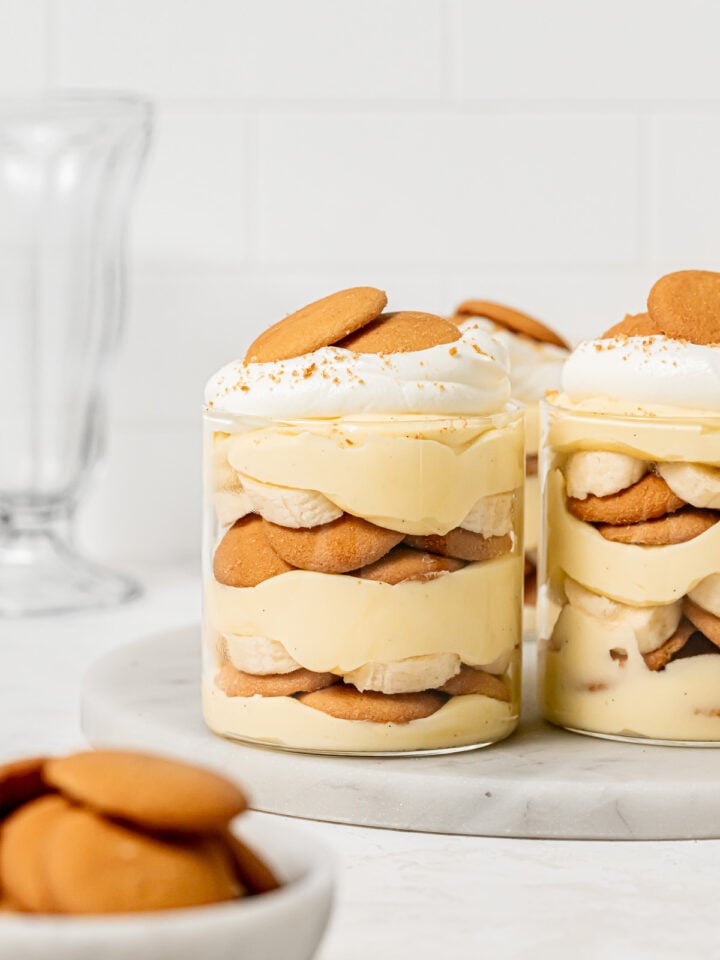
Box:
left=0, top=813, right=334, bottom=960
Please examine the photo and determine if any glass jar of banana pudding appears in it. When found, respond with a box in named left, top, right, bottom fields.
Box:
left=539, top=271, right=720, bottom=743
left=202, top=288, right=525, bottom=755
left=450, top=300, right=569, bottom=615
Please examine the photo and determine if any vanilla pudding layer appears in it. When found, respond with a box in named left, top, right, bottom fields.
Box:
left=525, top=402, right=541, bottom=457
left=206, top=556, right=522, bottom=674
left=203, top=682, right=517, bottom=752
left=523, top=402, right=540, bottom=561
left=542, top=605, right=720, bottom=741
left=546, top=401, right=720, bottom=465
left=211, top=412, right=523, bottom=537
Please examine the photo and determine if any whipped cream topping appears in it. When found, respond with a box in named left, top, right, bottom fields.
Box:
left=457, top=318, right=567, bottom=403
left=205, top=322, right=511, bottom=418
left=561, top=336, right=720, bottom=414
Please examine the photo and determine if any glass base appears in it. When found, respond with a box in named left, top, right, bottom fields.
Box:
left=212, top=727, right=510, bottom=758
left=562, top=725, right=720, bottom=749
left=0, top=530, right=141, bottom=617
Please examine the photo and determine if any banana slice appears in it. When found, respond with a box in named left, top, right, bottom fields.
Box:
left=564, top=451, right=648, bottom=500
left=210, top=435, right=253, bottom=525
left=564, top=577, right=682, bottom=654
left=211, top=434, right=240, bottom=491
left=467, top=647, right=514, bottom=676
left=224, top=634, right=300, bottom=675
left=461, top=492, right=514, bottom=537
left=344, top=653, right=461, bottom=695
left=213, top=490, right=254, bottom=526
left=239, top=474, right=342, bottom=529
left=688, top=573, right=720, bottom=618
left=656, top=462, right=720, bottom=510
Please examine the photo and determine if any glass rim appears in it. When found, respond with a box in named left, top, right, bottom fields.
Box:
left=540, top=394, right=720, bottom=423
left=0, top=91, right=153, bottom=123
left=203, top=398, right=526, bottom=428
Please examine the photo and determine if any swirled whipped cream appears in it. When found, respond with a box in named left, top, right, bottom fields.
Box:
left=560, top=336, right=720, bottom=414
left=458, top=318, right=567, bottom=403
left=205, top=322, right=511, bottom=418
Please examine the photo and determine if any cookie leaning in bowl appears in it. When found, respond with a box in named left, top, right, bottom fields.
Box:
left=203, top=287, right=525, bottom=753
left=0, top=750, right=279, bottom=915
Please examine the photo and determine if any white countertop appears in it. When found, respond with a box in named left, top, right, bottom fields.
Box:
left=2, top=562, right=719, bottom=959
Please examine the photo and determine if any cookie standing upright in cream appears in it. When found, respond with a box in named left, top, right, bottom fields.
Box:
left=203, top=287, right=525, bottom=754
left=450, top=300, right=569, bottom=610
left=540, top=270, right=720, bottom=743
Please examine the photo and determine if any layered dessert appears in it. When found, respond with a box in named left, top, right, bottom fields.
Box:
left=203, top=287, right=524, bottom=754
left=451, top=300, right=569, bottom=610
left=540, top=270, right=720, bottom=742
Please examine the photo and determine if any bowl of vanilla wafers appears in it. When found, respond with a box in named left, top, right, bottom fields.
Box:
left=0, top=749, right=333, bottom=960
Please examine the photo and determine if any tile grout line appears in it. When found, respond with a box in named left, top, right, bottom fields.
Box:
left=137, top=97, right=720, bottom=117
left=42, top=0, right=57, bottom=89
left=128, top=260, right=671, bottom=279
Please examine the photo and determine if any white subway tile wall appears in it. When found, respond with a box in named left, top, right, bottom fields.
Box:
left=131, top=112, right=251, bottom=264
left=257, top=113, right=643, bottom=265
left=454, top=0, right=720, bottom=101
left=0, top=0, right=46, bottom=90
left=3, top=0, right=716, bottom=563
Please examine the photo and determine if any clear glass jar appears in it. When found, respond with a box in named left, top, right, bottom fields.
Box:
left=202, top=407, right=524, bottom=755
left=539, top=399, right=720, bottom=744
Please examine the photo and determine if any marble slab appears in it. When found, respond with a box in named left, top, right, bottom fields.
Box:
left=81, top=626, right=720, bottom=840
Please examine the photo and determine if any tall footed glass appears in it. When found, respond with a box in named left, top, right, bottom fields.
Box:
left=0, top=96, right=152, bottom=615
left=202, top=407, right=524, bottom=756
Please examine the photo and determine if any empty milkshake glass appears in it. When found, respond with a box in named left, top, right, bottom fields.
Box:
left=0, top=96, right=152, bottom=615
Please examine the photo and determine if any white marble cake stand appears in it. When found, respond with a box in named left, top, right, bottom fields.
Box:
left=82, top=626, right=720, bottom=840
